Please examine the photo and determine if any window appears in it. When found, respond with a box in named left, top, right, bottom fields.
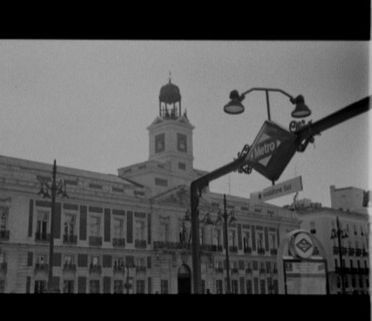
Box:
left=36, top=210, right=49, bottom=237
left=269, top=233, right=276, bottom=249
left=334, top=259, right=338, bottom=268
left=63, top=280, right=74, bottom=293
left=213, top=228, right=221, bottom=247
left=344, top=275, right=349, bottom=288
left=89, top=280, right=100, bottom=293
left=310, top=221, right=316, bottom=234
left=34, top=280, right=47, bottom=293
left=253, top=278, right=259, bottom=294
left=336, top=276, right=341, bottom=288
left=351, top=275, right=356, bottom=288
left=216, top=280, right=223, bottom=294
left=160, top=280, right=168, bottom=294
left=0, top=207, right=8, bottom=231
left=231, top=280, right=238, bottom=294
left=228, top=229, right=236, bottom=247
left=178, top=162, right=186, bottom=170
left=64, top=254, right=74, bottom=265
left=243, top=231, right=250, bottom=250
left=260, top=280, right=266, bottom=294
left=201, top=280, right=205, bottom=294
left=63, top=213, right=76, bottom=236
left=136, top=280, right=145, bottom=294
left=246, top=280, right=252, bottom=294
left=155, top=134, right=165, bottom=153
left=91, top=256, right=100, bottom=266
left=159, top=219, right=170, bottom=242
left=114, top=280, right=123, bottom=294
left=135, top=219, right=145, bottom=241
left=155, top=178, right=168, bottom=187
left=136, top=257, right=146, bottom=267
left=113, top=217, right=125, bottom=239
left=0, top=279, right=4, bottom=293
left=354, top=225, right=357, bottom=236
left=359, top=276, right=363, bottom=288
left=257, top=232, right=264, bottom=250
left=177, top=133, right=187, bottom=152
left=89, top=215, right=101, bottom=237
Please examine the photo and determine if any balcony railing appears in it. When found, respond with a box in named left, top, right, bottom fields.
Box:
left=362, top=249, right=368, bottom=257
left=113, top=263, right=125, bottom=274
left=35, top=263, right=49, bottom=273
left=229, top=246, right=238, bottom=253
left=215, top=267, right=224, bottom=273
left=153, top=241, right=190, bottom=250
left=0, top=230, right=10, bottom=240
left=270, top=249, right=278, bottom=255
left=63, top=263, right=77, bottom=272
left=259, top=268, right=266, bottom=274
left=89, top=264, right=102, bottom=274
left=231, top=268, right=239, bottom=274
left=211, top=244, right=223, bottom=252
left=355, top=249, right=362, bottom=257
left=89, top=236, right=102, bottom=247
left=135, top=239, right=147, bottom=249
left=0, top=262, right=7, bottom=273
left=348, top=248, right=355, bottom=256
left=245, top=268, right=252, bottom=274
left=257, top=248, right=266, bottom=255
left=35, top=232, right=50, bottom=242
left=244, top=247, right=252, bottom=254
left=136, top=266, right=146, bottom=273
left=112, top=238, right=126, bottom=248
left=63, top=234, right=77, bottom=244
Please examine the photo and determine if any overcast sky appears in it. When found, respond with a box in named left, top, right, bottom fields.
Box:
left=0, top=40, right=369, bottom=207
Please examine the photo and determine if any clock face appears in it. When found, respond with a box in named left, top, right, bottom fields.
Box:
left=177, top=133, right=187, bottom=152
left=155, top=134, right=165, bottom=153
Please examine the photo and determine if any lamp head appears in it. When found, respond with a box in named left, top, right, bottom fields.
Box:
left=291, top=95, right=311, bottom=118
left=223, top=90, right=245, bottom=115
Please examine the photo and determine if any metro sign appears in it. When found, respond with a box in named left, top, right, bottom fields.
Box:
left=245, top=120, right=297, bottom=182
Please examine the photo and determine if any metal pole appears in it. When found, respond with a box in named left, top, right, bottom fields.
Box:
left=336, top=217, right=346, bottom=294
left=47, top=160, right=57, bottom=292
left=265, top=90, right=271, bottom=121
left=223, top=194, right=231, bottom=294
left=190, top=184, right=201, bottom=294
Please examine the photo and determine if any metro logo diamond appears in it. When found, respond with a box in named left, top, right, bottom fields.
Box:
left=244, top=121, right=297, bottom=182
left=296, top=238, right=312, bottom=253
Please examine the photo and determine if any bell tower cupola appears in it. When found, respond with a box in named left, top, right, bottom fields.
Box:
left=147, top=75, right=194, bottom=175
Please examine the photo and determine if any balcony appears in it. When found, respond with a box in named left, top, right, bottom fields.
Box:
left=63, top=234, right=77, bottom=245
left=0, top=262, right=7, bottom=274
left=257, top=248, right=266, bottom=255
left=355, top=249, right=362, bottom=257
left=348, top=248, right=355, bottom=256
left=333, top=246, right=339, bottom=255
left=231, top=268, right=239, bottom=274
left=362, top=249, right=368, bottom=257
left=273, top=268, right=278, bottom=274
left=89, top=264, right=102, bottom=274
left=270, top=249, right=277, bottom=255
left=35, top=263, right=49, bottom=273
left=153, top=241, right=188, bottom=250
left=215, top=267, right=224, bottom=273
left=35, top=232, right=50, bottom=242
left=112, top=238, right=126, bottom=248
left=211, top=245, right=223, bottom=252
left=341, top=247, right=347, bottom=255
left=229, top=246, right=238, bottom=253
left=244, top=247, right=252, bottom=254
left=135, top=239, right=147, bottom=249
left=89, top=236, right=102, bottom=247
left=136, top=266, right=146, bottom=273
left=0, top=230, right=9, bottom=240
left=113, top=263, right=125, bottom=274
left=259, top=268, right=266, bottom=274
left=245, top=268, right=252, bottom=274
left=63, top=263, right=77, bottom=272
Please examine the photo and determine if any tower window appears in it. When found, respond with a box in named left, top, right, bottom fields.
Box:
left=155, top=134, right=165, bottom=153
left=178, top=162, right=186, bottom=170
left=177, top=133, right=187, bottom=152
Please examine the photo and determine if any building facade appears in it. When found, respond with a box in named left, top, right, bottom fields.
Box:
left=0, top=79, right=300, bottom=294
left=294, top=198, right=370, bottom=295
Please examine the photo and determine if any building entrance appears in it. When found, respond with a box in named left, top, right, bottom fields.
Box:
left=177, top=264, right=191, bottom=294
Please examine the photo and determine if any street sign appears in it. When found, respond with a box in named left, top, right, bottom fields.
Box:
left=250, top=176, right=303, bottom=201
left=245, top=121, right=297, bottom=182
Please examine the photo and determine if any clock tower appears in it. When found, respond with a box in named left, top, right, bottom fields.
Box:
left=147, top=77, right=194, bottom=174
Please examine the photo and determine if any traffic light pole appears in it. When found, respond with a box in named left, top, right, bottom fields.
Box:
left=190, top=96, right=370, bottom=294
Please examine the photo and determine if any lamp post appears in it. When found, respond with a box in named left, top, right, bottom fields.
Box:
left=331, top=216, right=349, bottom=294
left=215, top=194, right=236, bottom=294
left=37, top=160, right=68, bottom=293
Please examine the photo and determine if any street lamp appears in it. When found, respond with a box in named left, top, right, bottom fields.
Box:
left=214, top=194, right=236, bottom=294
left=330, top=216, right=349, bottom=294
left=37, top=159, right=68, bottom=293
left=223, top=87, right=311, bottom=120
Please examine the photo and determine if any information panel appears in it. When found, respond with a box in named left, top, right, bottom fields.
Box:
left=283, top=259, right=327, bottom=295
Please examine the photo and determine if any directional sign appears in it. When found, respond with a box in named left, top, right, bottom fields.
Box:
left=250, top=176, right=303, bottom=201
left=245, top=121, right=297, bottom=182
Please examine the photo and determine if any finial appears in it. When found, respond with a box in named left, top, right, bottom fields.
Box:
left=168, top=71, right=172, bottom=83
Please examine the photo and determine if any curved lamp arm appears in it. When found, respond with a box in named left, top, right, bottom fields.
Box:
left=240, top=87, right=295, bottom=102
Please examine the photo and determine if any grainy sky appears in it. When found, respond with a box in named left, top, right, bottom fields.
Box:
left=0, top=40, right=369, bottom=207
